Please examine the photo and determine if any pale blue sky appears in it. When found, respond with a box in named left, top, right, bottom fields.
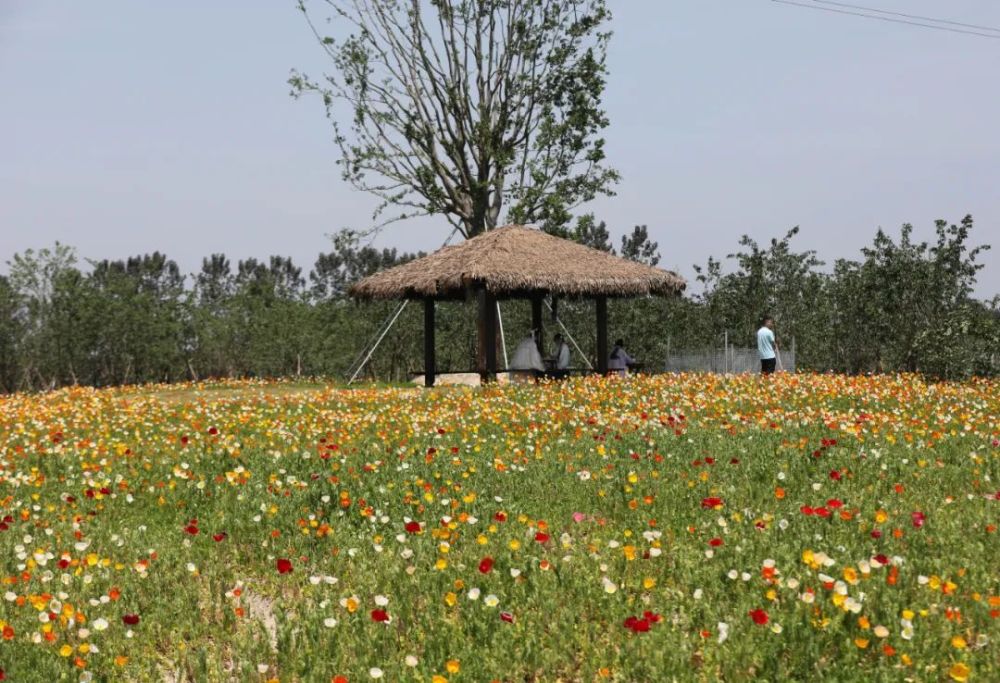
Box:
left=2, top=1, right=998, bottom=296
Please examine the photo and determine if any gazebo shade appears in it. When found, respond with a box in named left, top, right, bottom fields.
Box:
left=350, top=225, right=686, bottom=300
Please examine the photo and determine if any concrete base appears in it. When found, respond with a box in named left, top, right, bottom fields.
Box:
left=411, top=372, right=517, bottom=387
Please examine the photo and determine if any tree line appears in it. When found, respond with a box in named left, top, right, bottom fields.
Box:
left=0, top=215, right=996, bottom=393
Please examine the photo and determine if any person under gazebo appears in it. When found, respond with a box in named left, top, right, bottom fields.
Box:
left=608, top=339, right=635, bottom=376
left=509, top=330, right=545, bottom=380
left=545, top=333, right=571, bottom=379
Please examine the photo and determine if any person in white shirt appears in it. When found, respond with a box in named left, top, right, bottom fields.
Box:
left=756, top=316, right=778, bottom=375
left=608, top=339, right=634, bottom=375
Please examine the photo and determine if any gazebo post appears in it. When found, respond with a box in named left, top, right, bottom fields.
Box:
left=478, top=290, right=499, bottom=382
left=531, top=293, right=544, bottom=354
left=423, top=297, right=436, bottom=387
left=596, top=296, right=609, bottom=375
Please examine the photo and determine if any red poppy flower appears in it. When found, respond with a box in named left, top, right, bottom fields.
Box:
left=479, top=557, right=494, bottom=574
left=708, top=538, right=723, bottom=547
left=332, top=676, right=348, bottom=683
left=871, top=529, right=882, bottom=539
left=404, top=521, right=421, bottom=534
left=749, top=608, right=769, bottom=625
left=122, top=614, right=140, bottom=626
left=911, top=511, right=926, bottom=528
left=184, top=524, right=199, bottom=535
left=276, top=558, right=293, bottom=574
left=873, top=553, right=889, bottom=565
left=701, top=497, right=723, bottom=509
left=814, top=507, right=830, bottom=518
left=623, top=616, right=651, bottom=632
left=534, top=532, right=550, bottom=543
left=371, top=609, right=389, bottom=622
left=643, top=610, right=662, bottom=623
left=826, top=499, right=843, bottom=509
left=500, top=611, right=515, bottom=623
left=829, top=470, right=842, bottom=480
left=208, top=427, right=218, bottom=435
left=494, top=512, right=507, bottom=522
left=800, top=505, right=814, bottom=516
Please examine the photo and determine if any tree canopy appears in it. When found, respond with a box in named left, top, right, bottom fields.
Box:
left=2, top=216, right=996, bottom=393
left=290, top=0, right=618, bottom=237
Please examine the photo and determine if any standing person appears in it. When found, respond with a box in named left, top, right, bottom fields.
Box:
left=608, top=339, right=634, bottom=376
left=757, top=315, right=778, bottom=375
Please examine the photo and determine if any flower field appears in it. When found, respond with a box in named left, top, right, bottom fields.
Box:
left=0, top=374, right=998, bottom=682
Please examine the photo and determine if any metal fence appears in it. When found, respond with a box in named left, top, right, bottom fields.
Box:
left=664, top=348, right=796, bottom=374
left=664, top=336, right=797, bottom=374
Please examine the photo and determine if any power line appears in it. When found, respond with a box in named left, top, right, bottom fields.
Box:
left=771, top=0, right=1000, bottom=40
left=810, top=0, right=1000, bottom=34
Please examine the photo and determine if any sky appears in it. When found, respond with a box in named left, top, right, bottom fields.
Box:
left=2, top=0, right=999, bottom=297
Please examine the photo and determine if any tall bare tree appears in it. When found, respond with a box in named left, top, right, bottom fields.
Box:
left=290, top=0, right=618, bottom=237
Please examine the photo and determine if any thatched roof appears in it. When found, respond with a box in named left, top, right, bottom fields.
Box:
left=350, top=225, right=686, bottom=300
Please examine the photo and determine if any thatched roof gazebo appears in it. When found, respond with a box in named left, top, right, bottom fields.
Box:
left=350, top=225, right=686, bottom=385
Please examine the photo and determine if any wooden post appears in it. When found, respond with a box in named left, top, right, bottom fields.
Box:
left=596, top=296, right=608, bottom=375
left=531, top=294, right=544, bottom=354
left=551, top=296, right=559, bottom=322
left=423, top=297, right=435, bottom=387
left=481, top=290, right=498, bottom=382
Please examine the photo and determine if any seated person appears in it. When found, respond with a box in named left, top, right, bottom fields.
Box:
left=546, top=333, right=571, bottom=379
left=608, top=339, right=635, bottom=376
left=509, top=331, right=545, bottom=376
